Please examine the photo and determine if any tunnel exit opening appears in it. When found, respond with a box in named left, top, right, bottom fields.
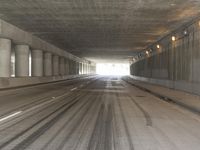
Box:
left=96, top=63, right=130, bottom=75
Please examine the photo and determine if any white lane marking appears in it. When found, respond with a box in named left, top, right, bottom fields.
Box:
left=71, top=87, right=77, bottom=91
left=0, top=91, right=71, bottom=125
left=0, top=111, right=22, bottom=122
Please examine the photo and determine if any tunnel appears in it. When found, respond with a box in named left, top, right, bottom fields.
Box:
left=0, top=1, right=200, bottom=150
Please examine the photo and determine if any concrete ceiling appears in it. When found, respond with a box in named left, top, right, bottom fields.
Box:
left=0, top=0, right=200, bottom=63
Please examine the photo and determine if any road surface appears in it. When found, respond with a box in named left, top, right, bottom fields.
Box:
left=0, top=76, right=199, bottom=150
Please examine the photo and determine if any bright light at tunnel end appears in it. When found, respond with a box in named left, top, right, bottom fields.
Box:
left=96, top=63, right=130, bottom=76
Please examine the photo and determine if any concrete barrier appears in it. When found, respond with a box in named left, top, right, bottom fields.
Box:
left=130, top=75, right=200, bottom=96
left=0, top=75, right=89, bottom=89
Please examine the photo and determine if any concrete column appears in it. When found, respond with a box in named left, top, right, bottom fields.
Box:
left=15, top=45, right=29, bottom=77
left=32, top=50, right=43, bottom=77
left=65, top=59, right=69, bottom=75
left=82, top=63, right=84, bottom=74
left=88, top=64, right=90, bottom=74
left=71, top=60, right=74, bottom=75
left=44, top=52, right=52, bottom=76
left=79, top=63, right=82, bottom=74
left=74, top=61, right=77, bottom=75
left=59, top=57, right=65, bottom=76
left=70, top=60, right=74, bottom=75
left=85, top=63, right=88, bottom=74
left=53, top=55, right=59, bottom=76
left=82, top=63, right=85, bottom=74
left=0, top=38, right=11, bottom=77
left=75, top=62, right=77, bottom=75
left=76, top=62, right=79, bottom=74
left=68, top=60, right=71, bottom=75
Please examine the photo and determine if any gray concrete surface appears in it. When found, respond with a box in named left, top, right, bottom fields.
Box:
left=44, top=52, right=53, bottom=76
left=0, top=75, right=89, bottom=89
left=0, top=76, right=199, bottom=150
left=130, top=75, right=200, bottom=96
left=0, top=38, right=11, bottom=77
left=124, top=76, right=200, bottom=115
left=15, top=45, right=30, bottom=77
left=53, top=55, right=59, bottom=76
left=59, top=57, right=65, bottom=76
left=0, top=1, right=200, bottom=62
left=32, top=50, right=44, bottom=77
left=0, top=19, right=87, bottom=63
left=130, top=18, right=200, bottom=96
left=0, top=20, right=94, bottom=78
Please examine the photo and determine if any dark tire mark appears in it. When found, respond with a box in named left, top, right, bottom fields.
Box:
left=88, top=104, right=105, bottom=150
left=57, top=94, right=100, bottom=150
left=117, top=96, right=135, bottom=150
left=10, top=94, right=87, bottom=150
left=128, top=95, right=152, bottom=126
left=0, top=91, right=89, bottom=149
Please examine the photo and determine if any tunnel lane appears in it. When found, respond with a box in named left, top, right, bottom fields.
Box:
left=0, top=76, right=199, bottom=150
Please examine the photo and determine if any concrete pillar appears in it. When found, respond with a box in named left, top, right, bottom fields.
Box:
left=82, top=63, right=84, bottom=74
left=76, top=62, right=79, bottom=74
left=85, top=63, right=88, bottom=74
left=0, top=38, right=11, bottom=77
left=44, top=52, right=52, bottom=76
left=59, top=57, right=65, bottom=76
left=88, top=64, right=90, bottom=74
left=65, top=59, right=69, bottom=75
left=82, top=63, right=85, bottom=74
left=70, top=60, right=74, bottom=75
left=75, top=62, right=77, bottom=75
left=71, top=60, right=75, bottom=75
left=73, top=61, right=76, bottom=74
left=74, top=61, right=77, bottom=75
left=74, top=61, right=76, bottom=74
left=32, top=50, right=43, bottom=77
left=68, top=60, right=71, bottom=75
left=79, top=63, right=82, bottom=74
left=53, top=55, right=59, bottom=76
left=15, top=45, right=29, bottom=77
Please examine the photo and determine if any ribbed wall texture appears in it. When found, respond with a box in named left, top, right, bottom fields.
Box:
left=130, top=21, right=200, bottom=95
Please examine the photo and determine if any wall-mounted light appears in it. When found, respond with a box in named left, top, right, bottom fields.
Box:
left=171, top=36, right=176, bottom=41
left=145, top=50, right=149, bottom=55
left=183, top=30, right=188, bottom=35
left=156, top=44, right=160, bottom=49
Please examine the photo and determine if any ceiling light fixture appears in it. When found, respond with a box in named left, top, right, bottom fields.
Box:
left=172, top=36, right=176, bottom=41
left=183, top=30, right=188, bottom=35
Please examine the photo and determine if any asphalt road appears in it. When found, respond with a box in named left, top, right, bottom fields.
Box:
left=0, top=76, right=199, bottom=150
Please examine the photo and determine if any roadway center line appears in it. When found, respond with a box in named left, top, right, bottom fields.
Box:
left=0, top=111, right=22, bottom=122
left=71, top=87, right=77, bottom=91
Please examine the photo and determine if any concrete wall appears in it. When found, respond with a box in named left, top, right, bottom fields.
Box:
left=0, top=75, right=88, bottom=89
left=130, top=19, right=200, bottom=95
